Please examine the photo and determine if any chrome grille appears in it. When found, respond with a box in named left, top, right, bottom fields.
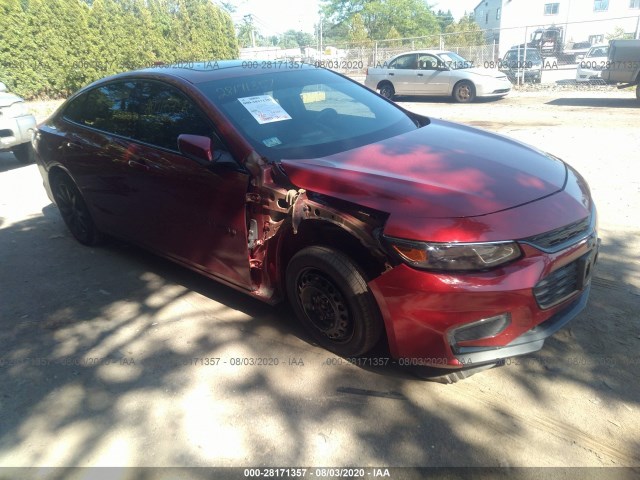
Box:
left=533, top=260, right=580, bottom=309
left=524, top=216, right=590, bottom=251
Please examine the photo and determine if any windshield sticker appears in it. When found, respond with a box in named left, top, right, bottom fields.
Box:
left=238, top=95, right=292, bottom=124
left=262, top=136, right=282, bottom=147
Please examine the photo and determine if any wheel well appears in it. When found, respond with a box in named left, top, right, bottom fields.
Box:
left=48, top=165, right=70, bottom=186
left=453, top=79, right=475, bottom=92
left=377, top=80, right=393, bottom=90
left=278, top=220, right=386, bottom=290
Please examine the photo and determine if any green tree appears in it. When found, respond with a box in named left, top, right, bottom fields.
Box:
left=443, top=14, right=485, bottom=47
left=28, top=0, right=92, bottom=97
left=347, top=13, right=370, bottom=45
left=237, top=16, right=256, bottom=48
left=385, top=26, right=401, bottom=47
left=436, top=9, right=454, bottom=32
left=1, top=0, right=237, bottom=98
left=0, top=0, right=36, bottom=96
left=321, top=0, right=439, bottom=41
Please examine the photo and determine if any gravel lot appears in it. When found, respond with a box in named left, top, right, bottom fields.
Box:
left=0, top=88, right=639, bottom=477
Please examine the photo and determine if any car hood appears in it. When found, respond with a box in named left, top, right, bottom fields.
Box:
left=0, top=92, right=23, bottom=107
left=465, top=67, right=507, bottom=78
left=280, top=118, right=567, bottom=219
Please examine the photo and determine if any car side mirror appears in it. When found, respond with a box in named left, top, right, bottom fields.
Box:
left=177, top=134, right=214, bottom=166
left=0, top=82, right=7, bottom=92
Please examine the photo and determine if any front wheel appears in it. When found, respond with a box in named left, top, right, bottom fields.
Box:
left=453, top=81, right=476, bottom=103
left=286, top=246, right=383, bottom=357
left=12, top=142, right=35, bottom=164
left=378, top=82, right=395, bottom=100
left=51, top=174, right=102, bottom=246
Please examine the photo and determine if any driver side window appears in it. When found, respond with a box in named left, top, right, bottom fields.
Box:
left=133, top=81, right=224, bottom=152
left=417, top=54, right=440, bottom=70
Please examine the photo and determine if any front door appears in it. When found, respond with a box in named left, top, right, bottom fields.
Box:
left=121, top=80, right=252, bottom=288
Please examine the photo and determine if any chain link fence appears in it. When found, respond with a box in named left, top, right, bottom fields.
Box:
left=241, top=15, right=640, bottom=86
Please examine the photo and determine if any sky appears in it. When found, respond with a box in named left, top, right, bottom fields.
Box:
left=223, top=0, right=481, bottom=36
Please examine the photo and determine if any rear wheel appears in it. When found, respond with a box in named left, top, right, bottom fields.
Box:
left=378, top=82, right=395, bottom=100
left=51, top=174, right=102, bottom=246
left=286, top=246, right=383, bottom=357
left=12, top=142, right=35, bottom=164
left=453, top=80, right=476, bottom=103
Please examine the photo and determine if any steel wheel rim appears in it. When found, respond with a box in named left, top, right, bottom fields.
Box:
left=458, top=85, right=471, bottom=100
left=296, top=269, right=354, bottom=342
left=55, top=182, right=91, bottom=240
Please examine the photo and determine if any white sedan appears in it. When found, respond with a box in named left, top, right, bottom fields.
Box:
left=364, top=50, right=511, bottom=103
left=576, top=44, right=609, bottom=83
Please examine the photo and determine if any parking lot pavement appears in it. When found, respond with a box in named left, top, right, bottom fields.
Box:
left=1, top=91, right=639, bottom=473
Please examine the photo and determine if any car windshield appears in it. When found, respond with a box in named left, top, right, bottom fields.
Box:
left=507, top=49, right=541, bottom=61
left=198, top=68, right=418, bottom=161
left=587, top=46, right=608, bottom=58
left=437, top=52, right=474, bottom=69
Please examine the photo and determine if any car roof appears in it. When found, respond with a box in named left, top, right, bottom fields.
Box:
left=137, top=60, right=319, bottom=83
left=85, top=60, right=320, bottom=88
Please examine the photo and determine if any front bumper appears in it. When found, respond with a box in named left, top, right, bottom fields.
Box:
left=0, top=113, right=36, bottom=151
left=476, top=78, right=512, bottom=97
left=502, top=69, right=542, bottom=83
left=368, top=229, right=598, bottom=368
left=576, top=68, right=604, bottom=83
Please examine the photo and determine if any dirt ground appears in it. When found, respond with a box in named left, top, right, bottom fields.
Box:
left=0, top=88, right=639, bottom=478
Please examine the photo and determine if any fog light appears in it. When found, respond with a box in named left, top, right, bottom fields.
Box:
left=450, top=313, right=511, bottom=345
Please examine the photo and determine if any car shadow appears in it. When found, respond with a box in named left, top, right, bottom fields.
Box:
left=395, top=95, right=504, bottom=104
left=0, top=151, right=27, bottom=173
left=545, top=97, right=639, bottom=108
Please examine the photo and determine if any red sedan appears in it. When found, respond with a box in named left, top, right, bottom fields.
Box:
left=33, top=61, right=598, bottom=379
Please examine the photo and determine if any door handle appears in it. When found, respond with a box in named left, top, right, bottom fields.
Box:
left=128, top=159, right=150, bottom=171
left=388, top=72, right=394, bottom=76
left=417, top=73, right=424, bottom=76
left=64, top=141, right=82, bottom=150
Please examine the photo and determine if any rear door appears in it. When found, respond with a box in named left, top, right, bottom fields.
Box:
left=386, top=54, right=419, bottom=95
left=55, top=81, right=140, bottom=235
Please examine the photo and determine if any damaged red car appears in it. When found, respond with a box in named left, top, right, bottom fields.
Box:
left=34, top=62, right=599, bottom=377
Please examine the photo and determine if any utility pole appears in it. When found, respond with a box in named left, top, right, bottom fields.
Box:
left=319, top=15, right=323, bottom=59
left=244, top=14, right=256, bottom=48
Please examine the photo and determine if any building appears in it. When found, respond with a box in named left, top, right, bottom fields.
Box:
left=499, top=0, right=640, bottom=55
left=474, top=0, right=503, bottom=44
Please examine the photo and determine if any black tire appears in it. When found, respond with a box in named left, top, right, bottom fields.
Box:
left=286, top=246, right=383, bottom=357
left=453, top=80, right=476, bottom=103
left=378, top=82, right=395, bottom=100
left=12, top=142, right=35, bottom=164
left=636, top=83, right=640, bottom=101
left=51, top=174, right=102, bottom=246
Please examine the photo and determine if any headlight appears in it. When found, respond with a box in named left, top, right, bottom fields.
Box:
left=3, top=102, right=29, bottom=117
left=386, top=237, right=521, bottom=271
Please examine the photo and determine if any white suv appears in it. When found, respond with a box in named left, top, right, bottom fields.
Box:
left=0, top=81, right=37, bottom=163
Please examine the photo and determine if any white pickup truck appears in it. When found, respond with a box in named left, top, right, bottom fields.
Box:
left=600, top=39, right=640, bottom=100
left=0, top=81, right=37, bottom=163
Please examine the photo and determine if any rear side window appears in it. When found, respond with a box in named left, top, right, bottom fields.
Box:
left=62, top=95, right=87, bottom=123
left=78, top=82, right=138, bottom=137
left=134, top=81, right=212, bottom=151
left=389, top=54, right=417, bottom=70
